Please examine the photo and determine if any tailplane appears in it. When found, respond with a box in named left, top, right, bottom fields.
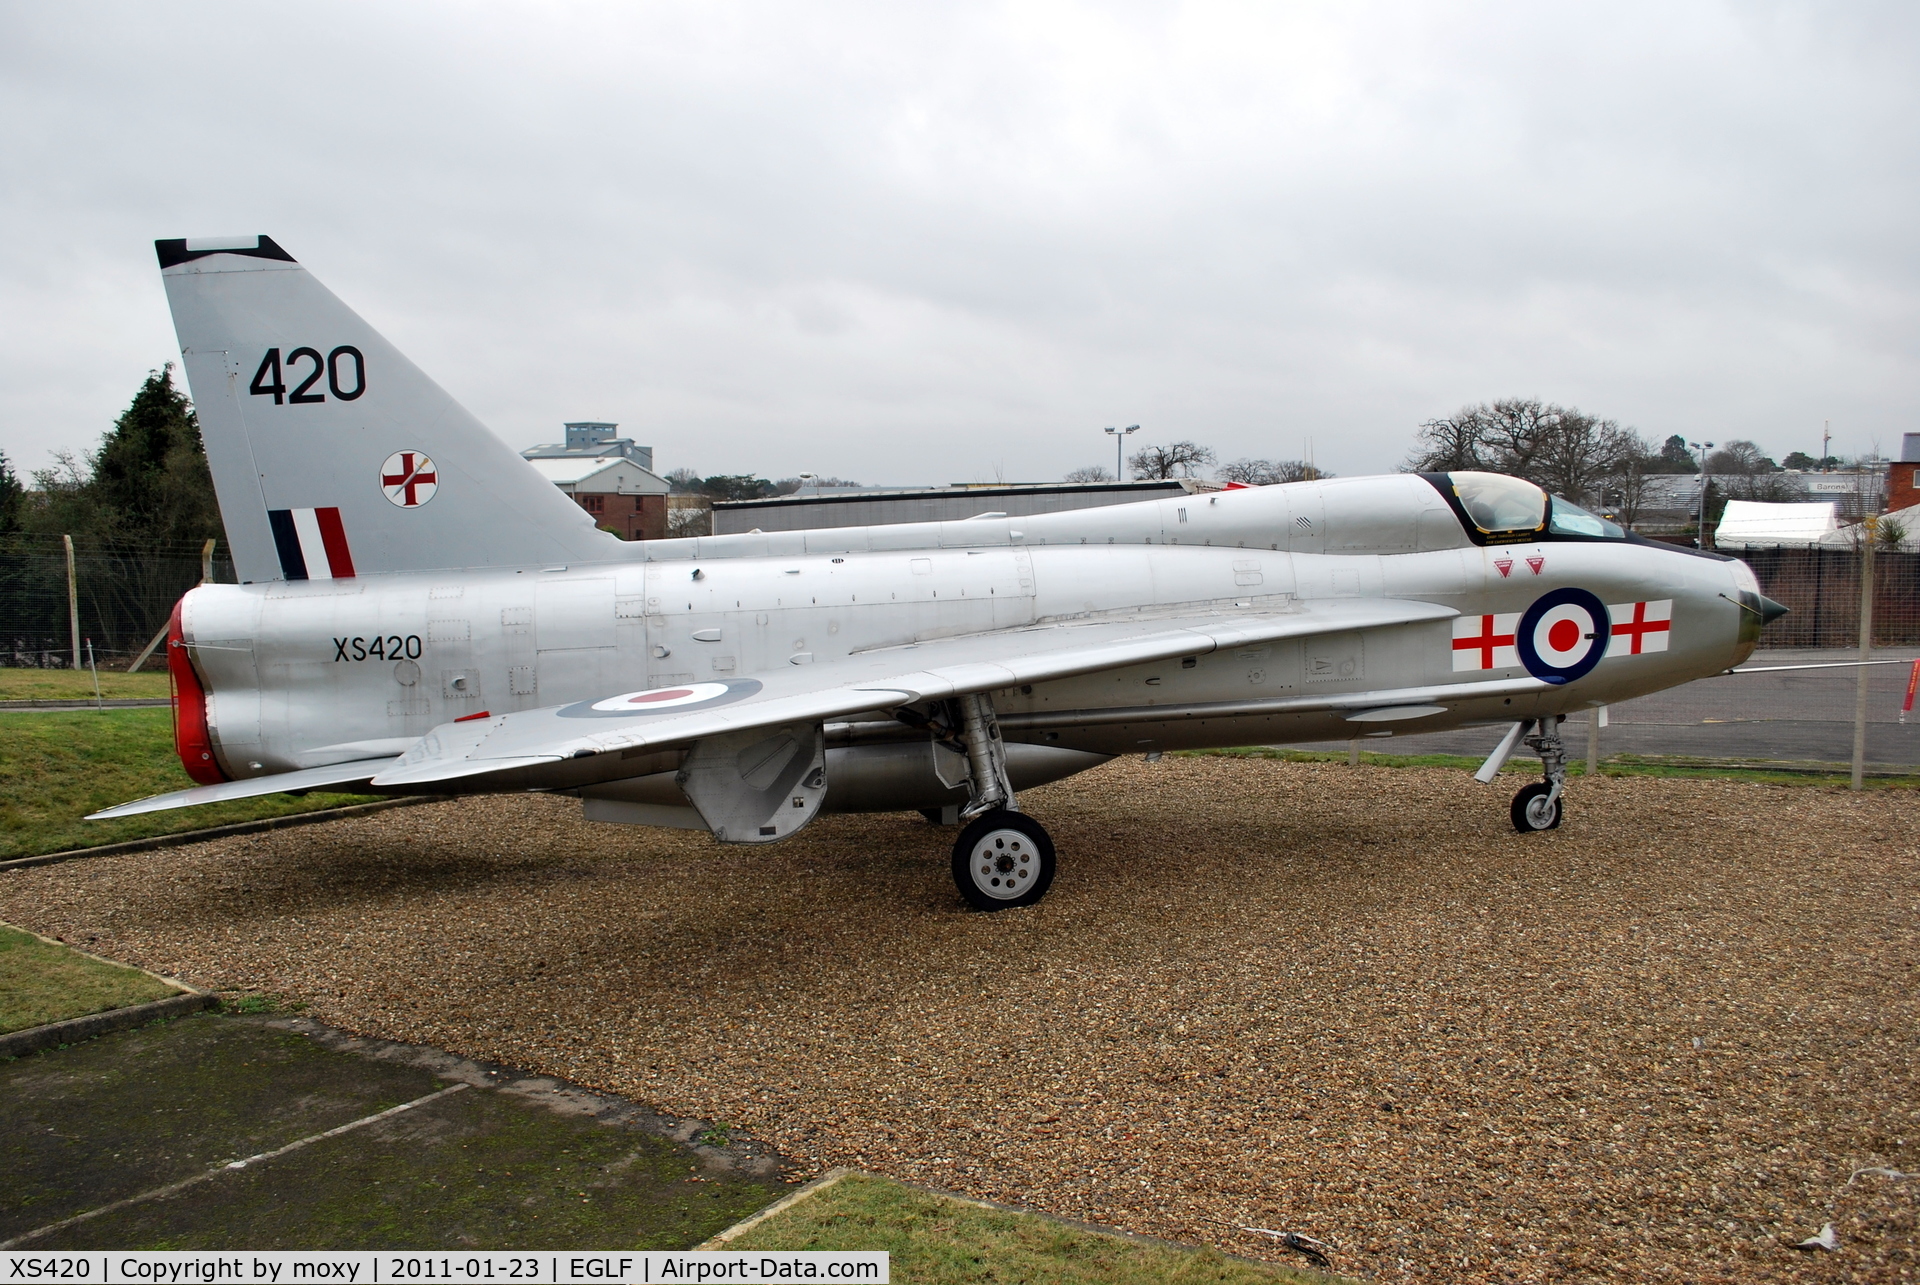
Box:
left=157, top=235, right=613, bottom=582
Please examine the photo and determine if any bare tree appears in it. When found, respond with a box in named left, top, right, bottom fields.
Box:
left=1219, top=458, right=1332, bottom=485
left=1705, top=440, right=1776, bottom=475
left=1273, top=459, right=1331, bottom=483
left=1707, top=439, right=1800, bottom=503
left=1062, top=465, right=1114, bottom=483
left=1405, top=411, right=1487, bottom=473
left=1129, top=440, right=1216, bottom=479
left=1472, top=400, right=1566, bottom=486
left=1597, top=452, right=1654, bottom=530
left=1532, top=414, right=1642, bottom=508
left=1408, top=398, right=1641, bottom=507
left=1218, top=458, right=1280, bottom=485
left=666, top=501, right=711, bottom=537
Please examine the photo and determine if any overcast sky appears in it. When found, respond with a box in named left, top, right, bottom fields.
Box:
left=2, top=1, right=1914, bottom=486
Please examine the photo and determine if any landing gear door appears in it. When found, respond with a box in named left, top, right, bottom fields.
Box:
left=677, top=722, right=828, bottom=843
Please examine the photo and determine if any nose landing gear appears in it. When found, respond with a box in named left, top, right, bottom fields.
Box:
left=1511, top=716, right=1569, bottom=833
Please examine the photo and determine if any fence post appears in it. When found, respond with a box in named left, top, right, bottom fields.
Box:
left=1811, top=549, right=1824, bottom=646
left=200, top=537, right=215, bottom=585
left=63, top=533, right=80, bottom=670
left=1852, top=517, right=1878, bottom=790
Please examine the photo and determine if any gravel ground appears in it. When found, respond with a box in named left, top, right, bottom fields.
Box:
left=3, top=758, right=1915, bottom=1283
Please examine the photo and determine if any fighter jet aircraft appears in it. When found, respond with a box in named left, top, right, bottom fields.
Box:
left=95, top=235, right=1788, bottom=910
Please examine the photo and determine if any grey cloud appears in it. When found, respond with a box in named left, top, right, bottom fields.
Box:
left=1, top=0, right=1914, bottom=486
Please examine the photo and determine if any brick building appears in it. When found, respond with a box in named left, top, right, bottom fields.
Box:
left=523, top=455, right=670, bottom=540
left=521, top=422, right=670, bottom=540
left=1889, top=433, right=1920, bottom=514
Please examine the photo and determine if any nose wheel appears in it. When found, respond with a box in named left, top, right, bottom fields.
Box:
left=1511, top=781, right=1563, bottom=831
left=952, top=810, right=1056, bottom=911
left=1511, top=716, right=1569, bottom=833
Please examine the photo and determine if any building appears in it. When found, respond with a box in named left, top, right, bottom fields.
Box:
left=521, top=421, right=654, bottom=472
left=1630, top=468, right=1886, bottom=537
left=710, top=479, right=1212, bottom=536
left=1887, top=434, right=1920, bottom=513
left=521, top=424, right=669, bottom=540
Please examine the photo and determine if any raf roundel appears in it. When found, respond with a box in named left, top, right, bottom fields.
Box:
left=1515, top=587, right=1609, bottom=685
left=592, top=683, right=734, bottom=712
left=559, top=679, right=765, bottom=719
left=380, top=450, right=438, bottom=508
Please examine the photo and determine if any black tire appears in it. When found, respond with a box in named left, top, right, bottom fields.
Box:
left=951, top=810, right=1056, bottom=911
left=1511, top=781, right=1563, bottom=832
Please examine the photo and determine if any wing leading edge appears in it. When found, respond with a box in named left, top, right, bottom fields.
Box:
left=368, top=598, right=1461, bottom=789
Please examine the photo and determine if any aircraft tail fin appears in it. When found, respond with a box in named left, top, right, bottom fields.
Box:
left=157, top=236, right=613, bottom=582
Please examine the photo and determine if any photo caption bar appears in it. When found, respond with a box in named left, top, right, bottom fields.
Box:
left=1, top=1253, right=887, bottom=1284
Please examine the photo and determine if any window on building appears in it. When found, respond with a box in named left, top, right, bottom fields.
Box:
left=580, top=495, right=604, bottom=513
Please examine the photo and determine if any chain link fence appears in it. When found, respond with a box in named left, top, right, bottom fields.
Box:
left=1308, top=648, right=1919, bottom=773
left=1737, top=546, right=1920, bottom=647
left=0, top=534, right=233, bottom=669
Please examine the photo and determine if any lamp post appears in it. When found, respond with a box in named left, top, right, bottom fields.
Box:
left=1688, top=440, right=1716, bottom=548
left=1104, top=424, right=1139, bottom=481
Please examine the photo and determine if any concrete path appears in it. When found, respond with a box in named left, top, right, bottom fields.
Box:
left=0, top=1012, right=787, bottom=1250
left=1296, top=646, right=1920, bottom=768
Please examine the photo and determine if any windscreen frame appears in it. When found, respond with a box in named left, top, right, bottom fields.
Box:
left=1418, top=472, right=1636, bottom=547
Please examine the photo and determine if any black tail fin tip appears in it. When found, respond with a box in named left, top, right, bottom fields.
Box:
left=156, top=236, right=297, bottom=270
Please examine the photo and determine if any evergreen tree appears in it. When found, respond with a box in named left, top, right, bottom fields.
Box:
left=26, top=365, right=222, bottom=545
left=1653, top=434, right=1699, bottom=474
left=0, top=449, right=21, bottom=534
left=89, top=364, right=221, bottom=544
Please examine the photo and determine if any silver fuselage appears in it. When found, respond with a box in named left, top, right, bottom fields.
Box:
left=180, top=474, right=1756, bottom=808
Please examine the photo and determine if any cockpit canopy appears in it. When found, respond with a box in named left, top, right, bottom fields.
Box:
left=1444, top=471, right=1623, bottom=542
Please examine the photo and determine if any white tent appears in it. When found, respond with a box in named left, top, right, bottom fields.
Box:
left=1812, top=500, right=1920, bottom=550
left=1713, top=500, right=1840, bottom=548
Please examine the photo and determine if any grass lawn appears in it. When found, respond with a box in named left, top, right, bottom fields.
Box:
left=0, top=669, right=173, bottom=702
left=719, top=1171, right=1345, bottom=1284
left=0, top=709, right=379, bottom=859
left=0, top=923, right=181, bottom=1035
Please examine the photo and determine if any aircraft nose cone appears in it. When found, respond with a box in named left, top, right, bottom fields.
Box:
left=1757, top=593, right=1790, bottom=625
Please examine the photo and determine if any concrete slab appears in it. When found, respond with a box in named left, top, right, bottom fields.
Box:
left=1, top=1012, right=787, bottom=1250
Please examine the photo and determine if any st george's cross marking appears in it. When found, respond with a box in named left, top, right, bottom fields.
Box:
left=1605, top=599, right=1673, bottom=656
left=1452, top=612, right=1520, bottom=671
left=380, top=450, right=438, bottom=507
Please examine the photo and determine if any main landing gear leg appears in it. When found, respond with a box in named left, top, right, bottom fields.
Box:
left=950, top=693, right=1056, bottom=910
left=1511, top=715, right=1568, bottom=832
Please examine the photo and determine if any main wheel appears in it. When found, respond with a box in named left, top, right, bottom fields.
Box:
left=952, top=810, right=1056, bottom=911
left=1510, top=782, right=1563, bottom=832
